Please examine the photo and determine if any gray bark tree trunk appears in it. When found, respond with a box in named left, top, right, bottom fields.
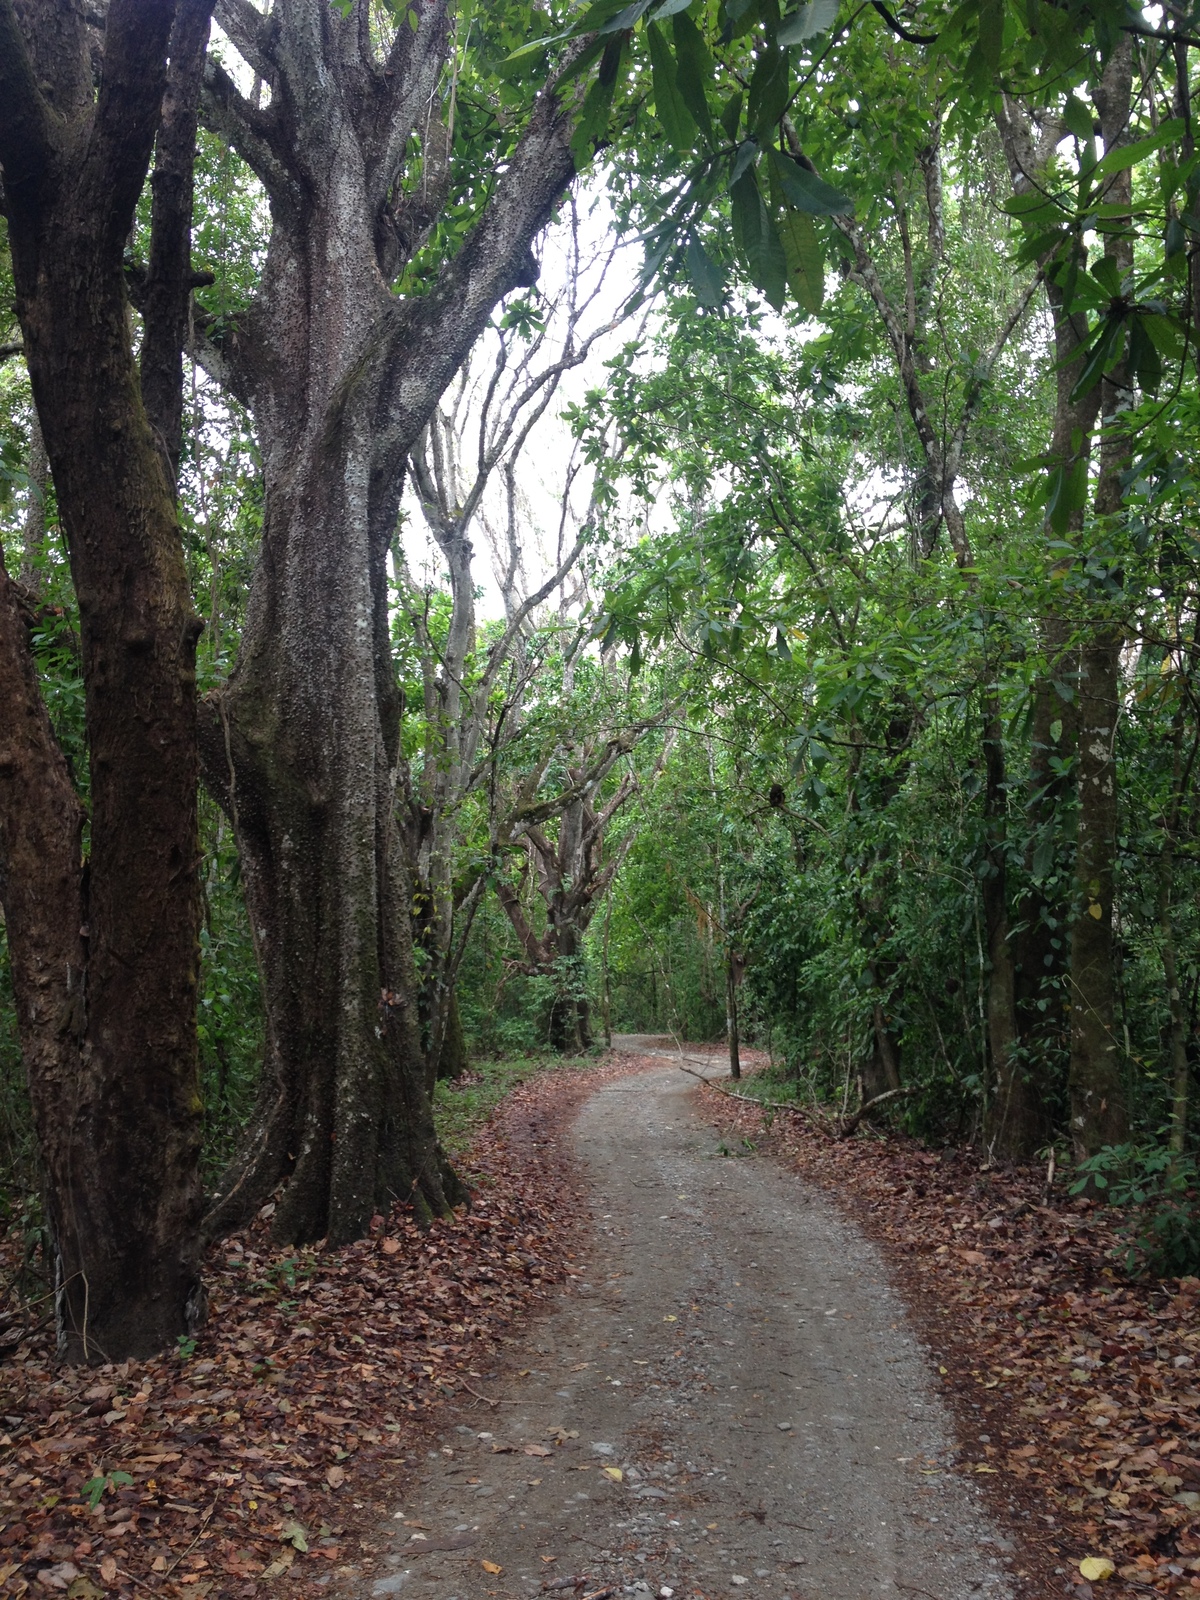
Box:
left=1067, top=39, right=1134, bottom=1159
left=193, top=0, right=578, bottom=1244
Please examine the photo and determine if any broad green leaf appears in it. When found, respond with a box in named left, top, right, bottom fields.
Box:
left=595, top=0, right=657, bottom=36
left=731, top=170, right=787, bottom=308
left=720, top=88, right=744, bottom=142
left=778, top=207, right=824, bottom=312
left=726, top=0, right=761, bottom=36
left=729, top=138, right=760, bottom=188
left=649, top=0, right=697, bottom=16
left=748, top=43, right=791, bottom=137
left=1069, top=310, right=1125, bottom=402
left=1062, top=94, right=1093, bottom=142
left=647, top=21, right=696, bottom=151
left=1089, top=121, right=1185, bottom=183
left=969, top=0, right=1003, bottom=89
left=1046, top=457, right=1088, bottom=533
left=672, top=12, right=715, bottom=140
left=778, top=0, right=838, bottom=43
left=1127, top=313, right=1162, bottom=393
left=686, top=236, right=725, bottom=305
left=1089, top=255, right=1122, bottom=297
left=1142, top=311, right=1186, bottom=360
left=768, top=148, right=852, bottom=215
left=570, top=36, right=624, bottom=164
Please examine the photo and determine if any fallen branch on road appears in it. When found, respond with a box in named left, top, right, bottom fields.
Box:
left=677, top=1063, right=912, bottom=1136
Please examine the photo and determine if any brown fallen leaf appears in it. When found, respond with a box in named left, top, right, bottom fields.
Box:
left=326, top=1464, right=346, bottom=1488
left=524, top=1443, right=552, bottom=1457
left=481, top=1559, right=503, bottom=1574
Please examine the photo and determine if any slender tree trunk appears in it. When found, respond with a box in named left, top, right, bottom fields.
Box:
left=0, top=0, right=207, bottom=1359
left=981, top=696, right=1030, bottom=1156
left=726, top=951, right=741, bottom=1081
left=1067, top=38, right=1134, bottom=1159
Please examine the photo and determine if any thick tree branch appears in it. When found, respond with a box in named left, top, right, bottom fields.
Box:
left=202, top=56, right=297, bottom=209
left=373, top=75, right=577, bottom=479
left=368, top=0, right=451, bottom=208
left=213, top=0, right=274, bottom=81
left=89, top=0, right=180, bottom=252
left=142, top=0, right=218, bottom=483
left=0, top=0, right=55, bottom=217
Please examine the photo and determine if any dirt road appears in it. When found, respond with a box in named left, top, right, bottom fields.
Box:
left=345, top=1055, right=1016, bottom=1600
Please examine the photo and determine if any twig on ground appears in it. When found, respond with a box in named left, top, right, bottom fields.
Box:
left=677, top=1064, right=833, bottom=1128
left=162, top=1495, right=220, bottom=1578
left=460, top=1381, right=518, bottom=1406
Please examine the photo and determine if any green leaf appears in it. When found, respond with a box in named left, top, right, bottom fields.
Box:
left=1142, top=310, right=1186, bottom=361
left=649, top=0, right=697, bottom=16
left=729, top=138, right=760, bottom=188
left=768, top=148, right=852, bottom=215
left=1089, top=254, right=1123, bottom=297
left=570, top=35, right=625, bottom=164
left=1127, top=313, right=1162, bottom=393
left=1069, top=309, right=1125, bottom=402
left=720, top=88, right=744, bottom=141
left=686, top=235, right=725, bottom=305
left=748, top=43, right=792, bottom=137
left=732, top=169, right=787, bottom=308
left=1062, top=94, right=1093, bottom=142
left=1045, top=456, right=1088, bottom=533
left=1089, top=121, right=1184, bottom=183
left=778, top=0, right=839, bottom=43
left=966, top=0, right=1002, bottom=90
left=595, top=0, right=657, bottom=36
left=647, top=21, right=696, bottom=150
left=1166, top=216, right=1187, bottom=257
left=725, top=0, right=761, bottom=36
left=778, top=207, right=824, bottom=312
left=672, top=12, right=715, bottom=140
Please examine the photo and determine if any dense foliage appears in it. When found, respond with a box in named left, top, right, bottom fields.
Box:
left=3, top=0, right=1200, bottom=1298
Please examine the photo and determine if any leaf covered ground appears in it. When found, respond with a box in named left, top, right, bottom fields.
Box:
left=695, top=1075, right=1200, bottom=1600
left=0, top=1056, right=636, bottom=1599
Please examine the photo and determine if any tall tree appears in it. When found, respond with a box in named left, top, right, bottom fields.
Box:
left=0, top=0, right=212, bottom=1359
left=194, top=0, right=583, bottom=1246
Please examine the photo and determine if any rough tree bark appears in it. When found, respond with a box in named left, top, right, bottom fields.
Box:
left=0, top=0, right=211, bottom=1359
left=193, top=0, right=579, bottom=1245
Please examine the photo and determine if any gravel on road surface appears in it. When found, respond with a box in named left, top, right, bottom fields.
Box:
left=343, top=1057, right=1017, bottom=1600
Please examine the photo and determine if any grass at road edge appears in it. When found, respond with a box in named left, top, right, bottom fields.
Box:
left=433, top=1051, right=596, bottom=1155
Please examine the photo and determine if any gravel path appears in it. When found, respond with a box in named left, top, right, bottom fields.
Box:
left=348, top=1055, right=1016, bottom=1600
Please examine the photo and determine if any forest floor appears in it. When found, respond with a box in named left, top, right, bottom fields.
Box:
left=0, top=1047, right=1197, bottom=1600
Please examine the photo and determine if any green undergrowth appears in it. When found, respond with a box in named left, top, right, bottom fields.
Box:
left=432, top=1052, right=596, bottom=1156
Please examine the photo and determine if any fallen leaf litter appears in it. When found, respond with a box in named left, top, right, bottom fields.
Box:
left=0, top=1058, right=638, bottom=1597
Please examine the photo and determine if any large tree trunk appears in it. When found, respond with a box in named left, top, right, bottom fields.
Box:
left=0, top=0, right=207, bottom=1359
left=196, top=0, right=576, bottom=1244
